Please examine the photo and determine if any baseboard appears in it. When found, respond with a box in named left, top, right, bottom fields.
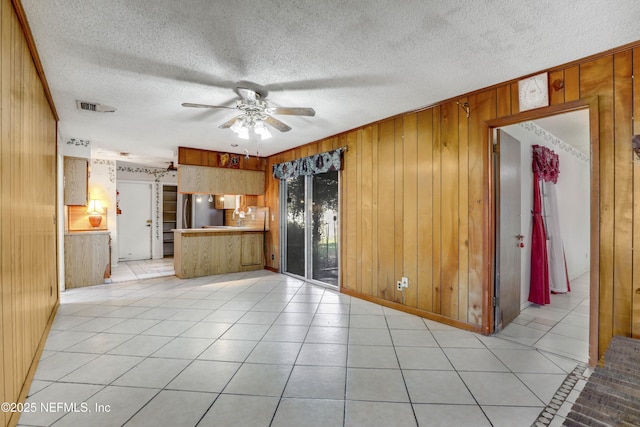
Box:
left=340, top=288, right=484, bottom=334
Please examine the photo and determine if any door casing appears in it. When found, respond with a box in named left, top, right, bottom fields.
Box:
left=484, top=97, right=600, bottom=365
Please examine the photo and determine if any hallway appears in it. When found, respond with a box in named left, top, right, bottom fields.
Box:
left=21, top=270, right=586, bottom=426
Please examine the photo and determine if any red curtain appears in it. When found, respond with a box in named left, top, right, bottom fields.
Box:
left=528, top=145, right=559, bottom=305
left=529, top=175, right=550, bottom=304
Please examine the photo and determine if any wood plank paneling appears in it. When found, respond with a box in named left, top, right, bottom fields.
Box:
left=1, top=0, right=58, bottom=424
left=458, top=98, right=470, bottom=322
left=360, top=127, right=373, bottom=297
left=440, top=101, right=459, bottom=319
left=432, top=106, right=442, bottom=314
left=355, top=130, right=363, bottom=293
left=178, top=146, right=267, bottom=171
left=417, top=110, right=434, bottom=312
left=403, top=113, right=418, bottom=307
left=565, top=66, right=580, bottom=102
left=394, top=118, right=403, bottom=304
left=580, top=55, right=615, bottom=355
left=633, top=47, right=640, bottom=339
left=1, top=4, right=12, bottom=424
left=371, top=126, right=379, bottom=297
left=548, top=70, right=565, bottom=105
left=496, top=85, right=511, bottom=118
left=612, top=50, right=633, bottom=337
left=345, top=131, right=358, bottom=291
left=468, top=90, right=497, bottom=326
left=377, top=120, right=395, bottom=300
left=510, top=82, right=520, bottom=115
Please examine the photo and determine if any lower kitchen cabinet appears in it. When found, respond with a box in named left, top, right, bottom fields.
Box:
left=64, top=231, right=111, bottom=288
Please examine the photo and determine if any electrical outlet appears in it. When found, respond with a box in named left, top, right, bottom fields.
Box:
left=397, top=281, right=403, bottom=291
left=401, top=277, right=409, bottom=288
left=271, top=254, right=275, bottom=260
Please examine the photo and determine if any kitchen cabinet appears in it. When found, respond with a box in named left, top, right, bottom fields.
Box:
left=178, top=165, right=265, bottom=195
left=214, top=195, right=237, bottom=210
left=64, top=231, right=111, bottom=288
left=241, top=233, right=263, bottom=266
left=64, top=156, right=88, bottom=205
left=173, top=228, right=264, bottom=278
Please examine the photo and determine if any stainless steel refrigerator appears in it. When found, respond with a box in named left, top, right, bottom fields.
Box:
left=181, top=194, right=224, bottom=228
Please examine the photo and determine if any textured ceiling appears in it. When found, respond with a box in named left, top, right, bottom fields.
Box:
left=20, top=0, right=640, bottom=167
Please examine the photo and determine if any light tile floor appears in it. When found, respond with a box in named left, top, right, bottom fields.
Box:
left=109, top=258, right=176, bottom=283
left=19, top=270, right=583, bottom=427
left=495, top=272, right=590, bottom=363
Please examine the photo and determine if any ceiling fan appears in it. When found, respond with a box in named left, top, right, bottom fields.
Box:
left=182, top=87, right=315, bottom=139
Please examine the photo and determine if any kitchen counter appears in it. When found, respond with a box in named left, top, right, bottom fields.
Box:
left=65, top=230, right=111, bottom=235
left=174, top=226, right=265, bottom=234
left=173, top=227, right=264, bottom=278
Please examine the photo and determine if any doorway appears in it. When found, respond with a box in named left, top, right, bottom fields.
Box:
left=488, top=101, right=597, bottom=364
left=118, top=181, right=152, bottom=261
left=281, top=171, right=340, bottom=287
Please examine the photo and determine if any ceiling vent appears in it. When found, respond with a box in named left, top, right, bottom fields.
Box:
left=76, top=100, right=116, bottom=113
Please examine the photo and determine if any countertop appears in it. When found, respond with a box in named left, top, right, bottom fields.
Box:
left=173, top=226, right=265, bottom=234
left=65, top=230, right=110, bottom=236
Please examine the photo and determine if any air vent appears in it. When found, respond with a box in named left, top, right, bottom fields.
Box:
left=76, top=100, right=116, bottom=113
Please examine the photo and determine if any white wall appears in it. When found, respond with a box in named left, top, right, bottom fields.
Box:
left=116, top=163, right=177, bottom=259
left=502, top=122, right=590, bottom=309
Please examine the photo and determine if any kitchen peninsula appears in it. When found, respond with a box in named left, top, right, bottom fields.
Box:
left=173, top=226, right=265, bottom=279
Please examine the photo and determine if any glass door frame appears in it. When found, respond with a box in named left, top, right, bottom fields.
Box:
left=279, top=173, right=340, bottom=288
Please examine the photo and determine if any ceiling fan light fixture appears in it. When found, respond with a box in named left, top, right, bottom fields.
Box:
left=237, top=127, right=250, bottom=140
left=230, top=119, right=243, bottom=133
left=253, top=119, right=272, bottom=140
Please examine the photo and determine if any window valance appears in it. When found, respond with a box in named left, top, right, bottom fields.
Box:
left=272, top=148, right=345, bottom=180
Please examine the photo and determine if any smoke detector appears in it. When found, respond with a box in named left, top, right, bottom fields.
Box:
left=76, top=100, right=116, bottom=113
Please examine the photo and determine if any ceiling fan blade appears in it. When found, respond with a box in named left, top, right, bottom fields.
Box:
left=219, top=115, right=243, bottom=129
left=264, top=115, right=291, bottom=132
left=237, top=87, right=257, bottom=102
left=269, top=107, right=315, bottom=116
left=182, top=102, right=235, bottom=110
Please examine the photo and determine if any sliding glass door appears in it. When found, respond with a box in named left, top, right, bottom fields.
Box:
left=282, top=171, right=339, bottom=286
left=285, top=175, right=306, bottom=277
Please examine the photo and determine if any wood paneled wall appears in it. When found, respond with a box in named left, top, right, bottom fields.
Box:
left=178, top=146, right=266, bottom=171
left=265, top=41, right=640, bottom=360
left=1, top=1, right=59, bottom=425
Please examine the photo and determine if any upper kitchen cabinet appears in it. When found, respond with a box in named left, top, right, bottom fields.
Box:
left=214, top=195, right=237, bottom=210
left=64, top=156, right=88, bottom=205
left=179, top=165, right=265, bottom=195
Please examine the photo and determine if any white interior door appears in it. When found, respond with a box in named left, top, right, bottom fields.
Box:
left=496, top=130, right=523, bottom=330
left=118, top=182, right=152, bottom=260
